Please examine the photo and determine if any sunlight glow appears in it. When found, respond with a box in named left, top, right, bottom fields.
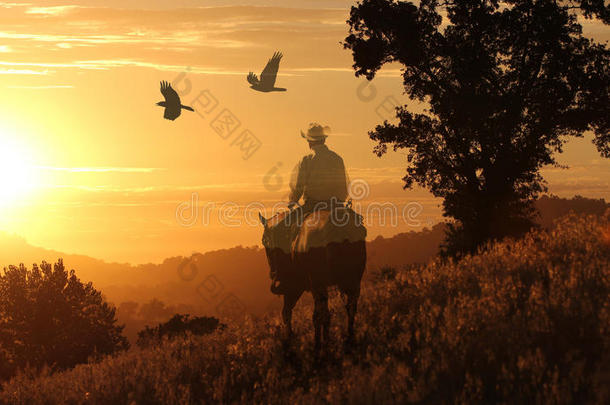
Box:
left=0, top=130, right=37, bottom=208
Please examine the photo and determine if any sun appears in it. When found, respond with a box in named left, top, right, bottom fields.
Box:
left=0, top=132, right=37, bottom=208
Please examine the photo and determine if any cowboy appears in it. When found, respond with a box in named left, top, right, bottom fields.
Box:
left=288, top=122, right=348, bottom=212
left=268, top=123, right=350, bottom=294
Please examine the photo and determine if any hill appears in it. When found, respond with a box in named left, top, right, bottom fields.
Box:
left=2, top=195, right=607, bottom=341
left=2, top=194, right=605, bottom=282
left=1, top=211, right=608, bottom=404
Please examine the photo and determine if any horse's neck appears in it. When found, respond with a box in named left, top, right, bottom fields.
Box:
left=268, top=211, right=290, bottom=228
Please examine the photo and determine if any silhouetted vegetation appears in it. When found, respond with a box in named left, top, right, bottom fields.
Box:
left=1, top=196, right=606, bottom=334
left=1, top=212, right=608, bottom=404
left=344, top=0, right=610, bottom=255
left=372, top=265, right=397, bottom=283
left=116, top=299, right=205, bottom=344
left=0, top=260, right=128, bottom=381
left=535, top=194, right=609, bottom=228
left=2, top=196, right=605, bottom=334
left=136, top=314, right=223, bottom=348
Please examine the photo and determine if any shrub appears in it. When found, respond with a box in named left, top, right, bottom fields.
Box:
left=373, top=266, right=397, bottom=283
left=137, top=314, right=223, bottom=348
left=356, top=211, right=610, bottom=403
left=0, top=260, right=129, bottom=380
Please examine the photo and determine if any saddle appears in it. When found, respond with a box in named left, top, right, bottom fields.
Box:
left=265, top=202, right=366, bottom=294
left=266, top=202, right=366, bottom=251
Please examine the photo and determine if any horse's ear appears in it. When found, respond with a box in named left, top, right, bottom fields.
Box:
left=258, top=212, right=267, bottom=227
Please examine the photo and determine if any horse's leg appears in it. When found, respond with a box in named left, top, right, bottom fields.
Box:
left=322, top=291, right=330, bottom=345
left=313, top=287, right=330, bottom=352
left=312, top=290, right=322, bottom=352
left=282, top=289, right=302, bottom=339
left=345, top=287, right=360, bottom=344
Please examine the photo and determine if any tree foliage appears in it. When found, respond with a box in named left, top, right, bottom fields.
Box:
left=344, top=0, right=610, bottom=254
left=0, top=260, right=129, bottom=380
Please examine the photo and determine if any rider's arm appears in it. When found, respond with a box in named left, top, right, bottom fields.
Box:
left=288, top=158, right=306, bottom=204
left=337, top=156, right=349, bottom=202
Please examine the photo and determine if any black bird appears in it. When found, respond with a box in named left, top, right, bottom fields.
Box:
left=156, top=80, right=194, bottom=120
left=247, top=51, right=286, bottom=92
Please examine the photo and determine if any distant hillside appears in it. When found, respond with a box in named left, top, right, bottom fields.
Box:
left=535, top=194, right=609, bottom=227
left=366, top=194, right=608, bottom=272
left=2, top=194, right=607, bottom=321
left=0, top=233, right=137, bottom=286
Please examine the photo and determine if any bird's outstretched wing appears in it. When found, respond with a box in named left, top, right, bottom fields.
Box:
left=259, top=51, right=282, bottom=88
left=247, top=72, right=259, bottom=86
left=160, top=80, right=180, bottom=106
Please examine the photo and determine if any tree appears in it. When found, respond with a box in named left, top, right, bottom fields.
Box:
left=117, top=301, right=140, bottom=320
left=137, top=298, right=173, bottom=322
left=344, top=0, right=610, bottom=254
left=0, top=260, right=129, bottom=380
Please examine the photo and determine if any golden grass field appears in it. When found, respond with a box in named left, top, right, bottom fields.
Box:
left=1, top=212, right=609, bottom=405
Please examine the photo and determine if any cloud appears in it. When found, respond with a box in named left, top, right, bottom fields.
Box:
left=36, top=166, right=165, bottom=173
left=7, top=84, right=73, bottom=89
left=0, top=5, right=349, bottom=49
left=0, top=30, right=256, bottom=51
left=289, top=67, right=353, bottom=73
left=26, top=6, right=77, bottom=16
left=74, top=59, right=242, bottom=74
left=349, top=166, right=406, bottom=180
left=72, top=59, right=304, bottom=76
left=0, top=59, right=361, bottom=76
left=49, top=185, right=159, bottom=193
left=0, top=2, right=31, bottom=8
left=288, top=66, right=402, bottom=77
left=0, top=60, right=106, bottom=70
left=0, top=68, right=47, bottom=74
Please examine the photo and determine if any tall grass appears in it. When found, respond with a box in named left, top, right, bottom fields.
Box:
left=1, top=212, right=608, bottom=404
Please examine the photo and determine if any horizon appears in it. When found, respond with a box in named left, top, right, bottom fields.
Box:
left=1, top=2, right=609, bottom=401
left=0, top=0, right=609, bottom=264
left=1, top=192, right=606, bottom=268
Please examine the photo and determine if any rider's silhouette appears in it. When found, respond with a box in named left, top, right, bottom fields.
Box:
left=288, top=123, right=348, bottom=211
left=269, top=123, right=350, bottom=294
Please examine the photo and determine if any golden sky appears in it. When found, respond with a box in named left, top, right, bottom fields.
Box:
left=0, top=0, right=609, bottom=263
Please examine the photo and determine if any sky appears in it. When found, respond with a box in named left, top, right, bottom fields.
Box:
left=0, top=0, right=608, bottom=264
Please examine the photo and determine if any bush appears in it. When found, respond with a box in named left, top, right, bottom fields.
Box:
left=0, top=260, right=129, bottom=380
left=373, top=266, right=397, bottom=283
left=137, top=314, right=223, bottom=348
left=356, top=211, right=610, bottom=403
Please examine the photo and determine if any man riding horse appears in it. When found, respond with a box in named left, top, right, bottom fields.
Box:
left=272, top=123, right=350, bottom=293
left=259, top=123, right=366, bottom=349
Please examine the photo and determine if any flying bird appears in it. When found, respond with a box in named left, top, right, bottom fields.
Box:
left=247, top=51, right=287, bottom=92
left=156, top=80, right=194, bottom=121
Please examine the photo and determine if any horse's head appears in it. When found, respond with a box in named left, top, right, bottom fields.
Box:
left=258, top=212, right=271, bottom=249
left=259, top=211, right=293, bottom=287
left=258, top=211, right=291, bottom=249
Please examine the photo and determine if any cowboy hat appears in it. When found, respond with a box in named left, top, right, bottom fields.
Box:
left=300, top=123, right=331, bottom=141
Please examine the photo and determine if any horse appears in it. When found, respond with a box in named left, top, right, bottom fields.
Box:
left=259, top=207, right=366, bottom=351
